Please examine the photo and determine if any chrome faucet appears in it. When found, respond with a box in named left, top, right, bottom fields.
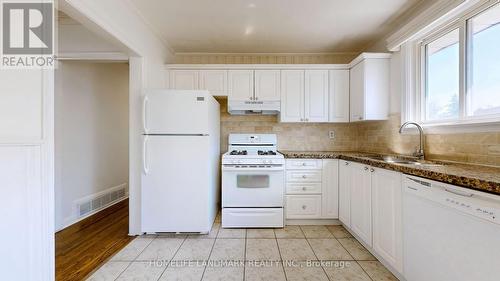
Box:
left=399, top=121, right=425, bottom=160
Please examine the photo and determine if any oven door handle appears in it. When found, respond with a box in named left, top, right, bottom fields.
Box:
left=222, top=166, right=284, bottom=172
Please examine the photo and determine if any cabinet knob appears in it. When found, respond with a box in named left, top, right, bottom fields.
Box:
left=302, top=205, right=307, bottom=210
left=344, top=162, right=349, bottom=166
left=302, top=163, right=307, bottom=166
left=249, top=97, right=253, bottom=100
left=305, top=118, right=309, bottom=122
left=302, top=175, right=307, bottom=179
left=302, top=187, right=307, bottom=191
left=370, top=168, right=375, bottom=172
left=364, top=166, right=369, bottom=171
left=359, top=116, right=363, bottom=120
left=255, top=97, right=258, bottom=100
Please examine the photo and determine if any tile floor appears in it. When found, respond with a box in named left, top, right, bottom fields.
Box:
left=87, top=216, right=398, bottom=281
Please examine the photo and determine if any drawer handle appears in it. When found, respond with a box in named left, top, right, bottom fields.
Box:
left=302, top=163, right=307, bottom=166
left=344, top=162, right=349, bottom=166
left=302, top=175, right=307, bottom=179
left=302, top=205, right=307, bottom=210
left=302, top=187, right=307, bottom=191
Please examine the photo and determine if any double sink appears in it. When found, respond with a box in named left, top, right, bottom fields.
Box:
left=365, top=155, right=444, bottom=168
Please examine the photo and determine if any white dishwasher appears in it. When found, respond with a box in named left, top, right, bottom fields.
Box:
left=403, top=175, right=500, bottom=281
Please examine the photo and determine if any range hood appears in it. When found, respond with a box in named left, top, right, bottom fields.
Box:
left=228, top=100, right=280, bottom=115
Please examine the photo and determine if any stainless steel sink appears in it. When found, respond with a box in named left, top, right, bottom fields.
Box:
left=365, top=155, right=444, bottom=167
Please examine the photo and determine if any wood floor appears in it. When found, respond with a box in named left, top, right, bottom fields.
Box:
left=55, top=199, right=135, bottom=281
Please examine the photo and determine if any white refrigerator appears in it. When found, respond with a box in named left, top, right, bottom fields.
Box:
left=141, top=90, right=220, bottom=233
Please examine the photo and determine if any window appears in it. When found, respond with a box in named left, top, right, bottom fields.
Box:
left=419, top=2, right=500, bottom=125
left=468, top=4, right=500, bottom=117
left=425, top=29, right=460, bottom=121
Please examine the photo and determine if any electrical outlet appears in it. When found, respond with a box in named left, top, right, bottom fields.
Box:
left=329, top=131, right=335, bottom=139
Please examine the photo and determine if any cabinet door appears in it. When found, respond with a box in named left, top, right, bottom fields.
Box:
left=169, top=70, right=199, bottom=90
left=255, top=70, right=280, bottom=101
left=199, top=70, right=227, bottom=96
left=350, top=162, right=372, bottom=246
left=228, top=70, right=254, bottom=101
left=349, top=61, right=365, bottom=122
left=305, top=70, right=329, bottom=122
left=338, top=160, right=352, bottom=227
left=329, top=69, right=350, bottom=122
left=321, top=159, right=339, bottom=219
left=372, top=168, right=403, bottom=273
left=286, top=195, right=322, bottom=219
left=280, top=70, right=304, bottom=122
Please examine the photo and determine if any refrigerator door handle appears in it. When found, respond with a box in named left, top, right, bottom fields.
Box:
left=143, top=136, right=149, bottom=174
left=143, top=96, right=149, bottom=134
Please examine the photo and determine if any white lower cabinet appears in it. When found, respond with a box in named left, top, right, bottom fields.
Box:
left=285, top=159, right=338, bottom=219
left=371, top=167, right=403, bottom=273
left=321, top=159, right=339, bottom=218
left=286, top=195, right=322, bottom=219
left=349, top=162, right=373, bottom=246
left=339, top=160, right=403, bottom=275
left=338, top=160, right=352, bottom=227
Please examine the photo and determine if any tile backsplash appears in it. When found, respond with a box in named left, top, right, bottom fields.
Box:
left=217, top=98, right=500, bottom=167
left=217, top=97, right=358, bottom=152
left=355, top=114, right=500, bottom=167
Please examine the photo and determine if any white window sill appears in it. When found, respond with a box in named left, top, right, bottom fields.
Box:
left=416, top=120, right=500, bottom=134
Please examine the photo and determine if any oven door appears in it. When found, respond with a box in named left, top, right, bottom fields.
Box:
left=222, top=165, right=284, bottom=207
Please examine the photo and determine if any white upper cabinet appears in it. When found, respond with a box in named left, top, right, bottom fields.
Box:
left=350, top=161, right=372, bottom=246
left=280, top=70, right=305, bottom=123
left=280, top=70, right=329, bottom=123
left=169, top=70, right=199, bottom=90
left=199, top=70, right=227, bottom=96
left=228, top=70, right=254, bottom=101
left=254, top=70, right=281, bottom=101
left=349, top=55, right=390, bottom=122
left=305, top=70, right=329, bottom=122
left=329, top=69, right=350, bottom=122
left=372, top=167, right=403, bottom=273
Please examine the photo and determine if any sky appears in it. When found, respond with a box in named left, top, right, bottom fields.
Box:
left=426, top=11, right=500, bottom=121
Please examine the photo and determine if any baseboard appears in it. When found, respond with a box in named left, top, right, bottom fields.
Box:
left=56, top=197, right=128, bottom=234
left=286, top=219, right=341, bottom=225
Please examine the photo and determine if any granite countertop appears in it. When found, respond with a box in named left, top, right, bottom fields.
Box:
left=280, top=151, right=500, bottom=195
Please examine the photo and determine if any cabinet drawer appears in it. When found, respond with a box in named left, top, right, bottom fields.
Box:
left=286, top=159, right=322, bottom=170
left=286, top=170, right=322, bottom=182
left=286, top=182, right=322, bottom=194
left=286, top=195, right=322, bottom=219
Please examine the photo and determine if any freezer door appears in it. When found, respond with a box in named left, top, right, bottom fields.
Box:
left=141, top=135, right=218, bottom=233
left=144, top=90, right=210, bottom=134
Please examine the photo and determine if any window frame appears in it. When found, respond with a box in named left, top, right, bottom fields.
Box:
left=406, top=0, right=500, bottom=132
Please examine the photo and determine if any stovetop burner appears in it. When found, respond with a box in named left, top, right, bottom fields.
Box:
left=230, top=150, right=247, bottom=155
left=258, top=150, right=277, bottom=156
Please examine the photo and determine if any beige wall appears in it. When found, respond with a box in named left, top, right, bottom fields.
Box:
left=55, top=61, right=129, bottom=230
left=174, top=53, right=357, bottom=64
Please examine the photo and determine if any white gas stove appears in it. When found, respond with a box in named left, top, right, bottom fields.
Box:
left=221, top=134, right=285, bottom=228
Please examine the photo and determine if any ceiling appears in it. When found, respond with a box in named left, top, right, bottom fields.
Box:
left=129, top=0, right=424, bottom=53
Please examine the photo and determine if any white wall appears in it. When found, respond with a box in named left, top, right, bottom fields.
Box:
left=60, top=0, right=175, bottom=235
left=0, top=68, right=55, bottom=280
left=55, top=61, right=129, bottom=231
